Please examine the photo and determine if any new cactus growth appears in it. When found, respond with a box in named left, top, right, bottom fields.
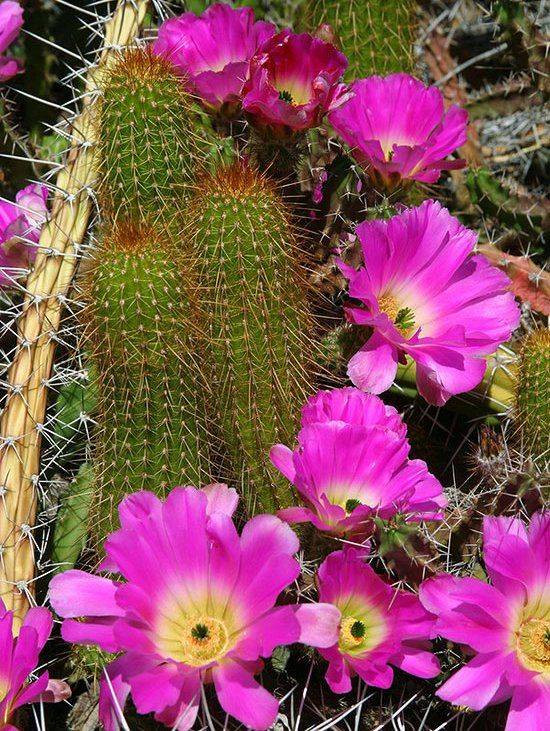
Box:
left=298, top=0, right=416, bottom=79
left=515, top=328, right=550, bottom=467
left=98, top=46, right=215, bottom=222
left=184, top=164, right=315, bottom=514
left=83, top=221, right=211, bottom=539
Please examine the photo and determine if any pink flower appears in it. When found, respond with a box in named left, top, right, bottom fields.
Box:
left=242, top=30, right=350, bottom=134
left=153, top=3, right=275, bottom=110
left=317, top=547, right=440, bottom=693
left=0, top=184, right=48, bottom=286
left=0, top=1, right=23, bottom=82
left=329, top=74, right=468, bottom=188
left=339, top=201, right=520, bottom=406
left=0, top=601, right=70, bottom=730
left=420, top=512, right=550, bottom=730
left=49, top=485, right=339, bottom=731
left=271, top=388, right=446, bottom=538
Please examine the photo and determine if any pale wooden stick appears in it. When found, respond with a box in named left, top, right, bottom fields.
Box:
left=0, top=0, right=149, bottom=627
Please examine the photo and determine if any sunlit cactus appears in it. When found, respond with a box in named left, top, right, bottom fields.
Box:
left=184, top=163, right=317, bottom=514
left=82, top=220, right=212, bottom=540
left=298, top=0, right=417, bottom=79
left=515, top=328, right=550, bottom=466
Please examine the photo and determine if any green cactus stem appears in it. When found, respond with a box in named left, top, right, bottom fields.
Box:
left=98, top=46, right=216, bottom=223
left=515, top=329, right=550, bottom=465
left=83, top=221, right=212, bottom=539
left=298, top=0, right=417, bottom=80
left=184, top=163, right=317, bottom=514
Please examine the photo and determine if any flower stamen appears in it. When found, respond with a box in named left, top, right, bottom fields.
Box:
left=179, top=616, right=230, bottom=667
left=378, top=294, right=416, bottom=337
left=517, top=618, right=550, bottom=673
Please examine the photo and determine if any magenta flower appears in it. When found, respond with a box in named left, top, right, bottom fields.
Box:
left=339, top=201, right=520, bottom=406
left=420, top=512, right=549, bottom=730
left=0, top=184, right=48, bottom=286
left=271, top=388, right=446, bottom=538
left=317, top=547, right=439, bottom=693
left=49, top=484, right=339, bottom=731
left=153, top=3, right=275, bottom=111
left=0, top=1, right=23, bottom=82
left=242, top=30, right=350, bottom=134
left=329, top=74, right=468, bottom=188
left=0, top=601, right=70, bottom=730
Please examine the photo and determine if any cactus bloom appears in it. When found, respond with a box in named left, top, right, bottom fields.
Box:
left=242, top=30, right=350, bottom=134
left=317, top=547, right=440, bottom=693
left=153, top=2, right=275, bottom=110
left=271, top=388, right=446, bottom=538
left=339, top=201, right=520, bottom=405
left=0, top=601, right=70, bottom=730
left=420, top=512, right=550, bottom=730
left=0, top=184, right=48, bottom=286
left=329, top=74, right=468, bottom=188
left=49, top=485, right=339, bottom=731
left=0, top=1, right=23, bottom=82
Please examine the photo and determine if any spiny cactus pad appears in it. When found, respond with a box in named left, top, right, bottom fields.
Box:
left=83, top=221, right=212, bottom=540
left=298, top=0, right=416, bottom=79
left=515, top=328, right=550, bottom=467
left=98, top=47, right=214, bottom=223
left=185, top=164, right=316, bottom=514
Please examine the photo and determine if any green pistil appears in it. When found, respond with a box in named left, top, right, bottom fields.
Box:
left=191, top=623, right=209, bottom=640
left=345, top=498, right=362, bottom=513
left=545, top=628, right=550, bottom=644
left=394, top=307, right=415, bottom=333
left=350, top=620, right=366, bottom=638
left=278, top=89, right=294, bottom=104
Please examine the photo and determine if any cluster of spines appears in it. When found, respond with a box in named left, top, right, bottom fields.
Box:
left=298, top=0, right=417, bottom=80
left=184, top=163, right=316, bottom=514
left=514, top=328, right=550, bottom=471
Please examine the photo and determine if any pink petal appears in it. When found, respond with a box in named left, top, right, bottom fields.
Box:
left=347, top=331, right=399, bottom=394
left=437, top=651, right=515, bottom=710
left=49, top=570, right=122, bottom=618
left=269, top=444, right=296, bottom=482
left=294, top=602, right=341, bottom=648
left=506, top=680, right=550, bottom=731
left=212, top=659, right=279, bottom=730
left=202, top=483, right=239, bottom=517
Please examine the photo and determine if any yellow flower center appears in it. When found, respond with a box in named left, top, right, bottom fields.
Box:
left=338, top=606, right=388, bottom=656
left=339, top=616, right=367, bottom=651
left=177, top=616, right=230, bottom=667
left=377, top=294, right=416, bottom=337
left=517, top=618, right=550, bottom=673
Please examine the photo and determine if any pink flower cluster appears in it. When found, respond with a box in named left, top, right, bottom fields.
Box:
left=0, top=601, right=69, bottom=730
left=0, top=0, right=23, bottom=82
left=271, top=387, right=446, bottom=538
left=0, top=183, right=49, bottom=287
left=153, top=2, right=349, bottom=133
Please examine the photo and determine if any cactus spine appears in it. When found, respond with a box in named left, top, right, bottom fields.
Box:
left=185, top=164, right=314, bottom=514
left=298, top=0, right=417, bottom=79
left=83, top=222, right=210, bottom=538
left=515, top=329, right=550, bottom=466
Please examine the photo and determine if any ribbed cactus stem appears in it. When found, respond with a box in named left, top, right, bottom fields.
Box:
left=84, top=221, right=211, bottom=540
left=515, top=329, right=550, bottom=465
left=185, top=164, right=315, bottom=514
left=299, top=0, right=417, bottom=79
left=98, top=46, right=214, bottom=222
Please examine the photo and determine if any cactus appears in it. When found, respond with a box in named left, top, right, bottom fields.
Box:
left=184, top=163, right=316, bottom=514
left=515, top=329, right=550, bottom=466
left=51, top=463, right=94, bottom=573
left=97, top=46, right=217, bottom=223
left=82, top=220, right=212, bottom=539
left=298, top=0, right=417, bottom=79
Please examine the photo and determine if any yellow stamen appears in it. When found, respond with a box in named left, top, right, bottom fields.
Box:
left=339, top=616, right=366, bottom=651
left=517, top=618, right=550, bottom=673
left=178, top=616, right=230, bottom=667
left=377, top=294, right=416, bottom=337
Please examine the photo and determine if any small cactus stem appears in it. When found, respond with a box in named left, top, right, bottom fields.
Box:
left=393, top=349, right=516, bottom=415
left=84, top=220, right=212, bottom=544
left=515, top=329, right=550, bottom=466
left=0, top=0, right=149, bottom=628
left=98, top=46, right=220, bottom=224
left=298, top=0, right=417, bottom=79
left=185, top=163, right=317, bottom=515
